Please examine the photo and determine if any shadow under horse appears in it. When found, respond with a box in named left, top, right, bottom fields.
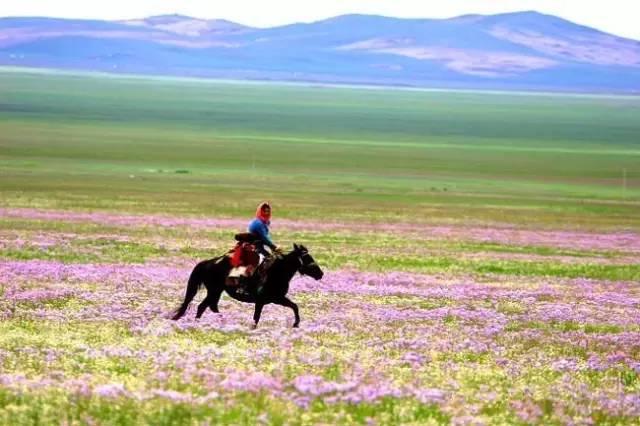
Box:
left=172, top=244, right=324, bottom=328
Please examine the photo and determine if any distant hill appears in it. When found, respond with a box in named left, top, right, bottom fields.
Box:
left=1, top=11, right=639, bottom=92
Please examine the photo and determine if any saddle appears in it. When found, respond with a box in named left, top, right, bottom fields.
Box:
left=226, top=234, right=261, bottom=290
left=225, top=234, right=277, bottom=294
left=230, top=243, right=258, bottom=267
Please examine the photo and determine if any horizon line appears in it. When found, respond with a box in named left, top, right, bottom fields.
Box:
left=2, top=9, right=638, bottom=41
left=0, top=9, right=564, bottom=25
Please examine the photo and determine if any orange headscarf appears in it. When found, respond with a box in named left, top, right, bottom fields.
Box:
left=256, top=202, right=271, bottom=224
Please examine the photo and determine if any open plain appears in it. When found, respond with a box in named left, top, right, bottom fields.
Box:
left=1, top=70, right=639, bottom=424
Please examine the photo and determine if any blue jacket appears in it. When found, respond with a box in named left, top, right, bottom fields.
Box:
left=248, top=218, right=276, bottom=250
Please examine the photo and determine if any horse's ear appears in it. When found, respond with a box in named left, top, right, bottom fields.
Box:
left=293, top=243, right=299, bottom=251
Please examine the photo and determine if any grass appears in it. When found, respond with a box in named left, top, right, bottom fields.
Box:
left=1, top=70, right=639, bottom=229
left=2, top=224, right=636, bottom=280
left=0, top=391, right=451, bottom=426
left=1, top=69, right=640, bottom=425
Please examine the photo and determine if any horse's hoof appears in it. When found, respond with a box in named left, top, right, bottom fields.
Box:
left=251, top=323, right=258, bottom=330
left=293, top=324, right=299, bottom=328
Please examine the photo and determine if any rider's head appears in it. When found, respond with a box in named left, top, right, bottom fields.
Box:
left=256, top=202, right=271, bottom=223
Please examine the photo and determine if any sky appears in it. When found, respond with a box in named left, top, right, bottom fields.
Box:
left=1, top=0, right=639, bottom=40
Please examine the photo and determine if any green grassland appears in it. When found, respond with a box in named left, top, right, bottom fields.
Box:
left=1, top=217, right=638, bottom=281
left=2, top=69, right=640, bottom=425
left=1, top=69, right=639, bottom=229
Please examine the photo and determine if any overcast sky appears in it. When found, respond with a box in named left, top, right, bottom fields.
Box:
left=1, top=0, right=639, bottom=40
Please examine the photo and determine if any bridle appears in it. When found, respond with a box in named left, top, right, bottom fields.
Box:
left=297, top=251, right=318, bottom=275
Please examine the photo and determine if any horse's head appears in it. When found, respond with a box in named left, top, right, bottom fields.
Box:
left=292, top=243, right=324, bottom=280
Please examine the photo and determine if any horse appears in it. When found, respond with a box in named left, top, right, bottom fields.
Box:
left=171, top=244, right=324, bottom=328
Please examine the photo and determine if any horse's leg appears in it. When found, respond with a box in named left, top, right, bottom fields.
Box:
left=252, top=303, right=265, bottom=329
left=196, top=294, right=211, bottom=319
left=209, top=287, right=223, bottom=313
left=275, top=297, right=300, bottom=328
left=172, top=261, right=205, bottom=320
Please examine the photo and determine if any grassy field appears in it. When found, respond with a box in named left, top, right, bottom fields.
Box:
left=1, top=69, right=639, bottom=229
left=1, top=69, right=640, bottom=425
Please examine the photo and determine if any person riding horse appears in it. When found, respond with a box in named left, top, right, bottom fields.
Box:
left=172, top=201, right=324, bottom=328
left=229, top=202, right=281, bottom=295
left=172, top=244, right=323, bottom=328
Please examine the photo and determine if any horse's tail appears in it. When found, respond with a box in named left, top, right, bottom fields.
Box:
left=171, top=261, right=206, bottom=320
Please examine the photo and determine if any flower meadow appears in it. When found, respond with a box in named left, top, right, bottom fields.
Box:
left=1, top=208, right=640, bottom=425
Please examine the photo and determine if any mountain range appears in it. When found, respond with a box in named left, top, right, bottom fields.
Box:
left=1, top=12, right=639, bottom=92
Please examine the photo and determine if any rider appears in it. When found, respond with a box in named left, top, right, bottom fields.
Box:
left=248, top=202, right=279, bottom=257
left=238, top=202, right=281, bottom=296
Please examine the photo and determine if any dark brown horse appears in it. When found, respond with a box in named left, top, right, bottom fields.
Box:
left=172, top=244, right=323, bottom=328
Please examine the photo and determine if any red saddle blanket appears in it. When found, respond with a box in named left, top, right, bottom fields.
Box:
left=230, top=242, right=260, bottom=268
